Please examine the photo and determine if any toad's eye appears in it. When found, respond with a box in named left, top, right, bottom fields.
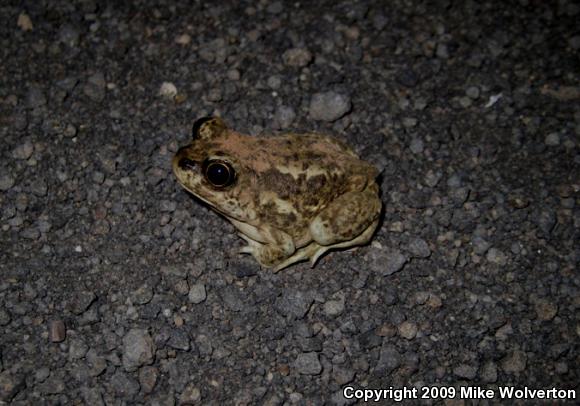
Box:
left=202, top=160, right=236, bottom=188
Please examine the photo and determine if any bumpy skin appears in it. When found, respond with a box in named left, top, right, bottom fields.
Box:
left=172, top=117, right=382, bottom=272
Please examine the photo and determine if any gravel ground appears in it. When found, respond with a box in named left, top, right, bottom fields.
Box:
left=1, top=1, right=579, bottom=405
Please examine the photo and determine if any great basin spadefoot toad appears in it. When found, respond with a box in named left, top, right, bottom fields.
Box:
left=172, top=117, right=382, bottom=271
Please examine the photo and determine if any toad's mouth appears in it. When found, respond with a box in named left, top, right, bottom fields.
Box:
left=178, top=182, right=214, bottom=208
left=178, top=182, right=247, bottom=223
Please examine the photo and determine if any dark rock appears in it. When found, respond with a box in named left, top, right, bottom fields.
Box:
left=294, top=352, right=322, bottom=375
left=122, top=329, right=155, bottom=371
left=358, top=330, right=382, bottom=350
left=501, top=350, right=527, bottom=374
left=376, top=344, right=401, bottom=373
left=220, top=286, right=245, bottom=312
left=167, top=329, right=191, bottom=351
left=139, top=366, right=158, bottom=394
left=70, top=291, right=97, bottom=315
left=132, top=284, right=154, bottom=305
left=109, top=371, right=140, bottom=400
left=407, top=238, right=431, bottom=258
left=274, top=105, right=296, bottom=129
left=69, top=338, right=89, bottom=359
left=188, top=283, right=206, bottom=304
left=309, top=92, right=351, bottom=122
left=81, top=386, right=105, bottom=406
left=275, top=290, right=313, bottom=319
left=38, top=375, right=65, bottom=395
left=396, top=69, right=419, bottom=87
left=371, top=249, right=408, bottom=276
left=179, top=383, right=201, bottom=404
left=535, top=209, right=556, bottom=234
left=0, top=174, right=15, bottom=191
left=26, top=86, right=47, bottom=108
left=84, top=72, right=106, bottom=102
left=0, top=371, right=25, bottom=402
left=453, top=364, right=478, bottom=380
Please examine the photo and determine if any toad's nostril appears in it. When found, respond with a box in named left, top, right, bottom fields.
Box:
left=178, top=158, right=196, bottom=171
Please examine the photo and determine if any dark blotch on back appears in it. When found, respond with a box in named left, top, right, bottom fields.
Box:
left=258, top=169, right=302, bottom=199
left=306, top=174, right=327, bottom=190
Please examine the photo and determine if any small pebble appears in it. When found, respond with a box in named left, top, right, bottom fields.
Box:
left=27, top=86, right=47, bottom=108
left=534, top=299, right=558, bottom=321
left=466, top=86, right=480, bottom=99
left=122, top=329, right=155, bottom=371
left=35, top=367, right=50, bottom=383
left=139, top=366, right=158, bottom=394
left=486, top=248, right=507, bottom=265
left=267, top=75, right=282, bottom=89
left=275, top=290, right=313, bottom=319
left=535, top=209, right=556, bottom=234
left=471, top=236, right=491, bottom=255
left=376, top=344, right=401, bottom=372
left=159, top=82, right=178, bottom=99
left=323, top=297, right=345, bottom=317
left=569, top=35, right=580, bottom=49
left=179, top=383, right=201, bottom=404
left=481, top=361, right=498, bottom=383
left=274, top=105, right=296, bottom=129
left=69, top=338, right=89, bottom=359
left=12, top=141, right=34, bottom=160
left=49, top=320, right=66, bottom=342
left=453, top=364, right=478, bottom=380
left=188, top=283, right=207, bottom=304
left=398, top=321, right=418, bottom=339
left=282, top=48, right=313, bottom=67
left=544, top=132, right=560, bottom=146
left=409, top=138, right=424, bottom=154
left=436, top=43, right=449, bottom=58
left=59, top=24, right=80, bottom=47
left=175, top=34, right=191, bottom=45
left=0, top=174, right=15, bottom=191
left=0, top=371, right=25, bottom=401
left=424, top=170, right=442, bottom=187
left=132, top=284, right=154, bottom=305
left=309, top=92, right=351, bottom=122
left=407, top=238, right=431, bottom=258
left=332, top=365, right=355, bottom=385
left=84, top=72, right=106, bottom=102
left=109, top=371, right=140, bottom=399
left=267, top=1, right=284, bottom=14
left=501, top=350, right=527, bottom=373
left=226, top=69, right=240, bottom=81
left=383, top=250, right=408, bottom=276
left=17, top=13, right=33, bottom=31
left=294, top=352, right=322, bottom=375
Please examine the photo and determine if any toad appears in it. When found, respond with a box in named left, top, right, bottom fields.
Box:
left=172, top=117, right=382, bottom=271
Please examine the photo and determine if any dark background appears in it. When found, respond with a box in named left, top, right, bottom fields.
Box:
left=1, top=0, right=578, bottom=404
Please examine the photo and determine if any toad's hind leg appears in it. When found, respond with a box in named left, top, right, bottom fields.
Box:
left=273, top=217, right=379, bottom=272
left=307, top=186, right=381, bottom=266
left=310, top=218, right=379, bottom=267
left=310, top=187, right=381, bottom=246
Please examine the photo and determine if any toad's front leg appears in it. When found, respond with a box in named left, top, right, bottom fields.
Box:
left=230, top=219, right=296, bottom=268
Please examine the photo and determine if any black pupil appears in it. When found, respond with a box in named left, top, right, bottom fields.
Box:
left=206, top=163, right=231, bottom=186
